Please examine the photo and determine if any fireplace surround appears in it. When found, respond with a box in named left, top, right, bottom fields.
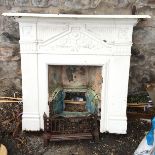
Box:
left=3, top=13, right=150, bottom=134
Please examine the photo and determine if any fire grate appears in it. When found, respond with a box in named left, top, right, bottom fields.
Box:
left=43, top=88, right=99, bottom=145
left=43, top=113, right=99, bottom=145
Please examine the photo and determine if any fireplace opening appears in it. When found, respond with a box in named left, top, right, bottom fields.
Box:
left=43, top=65, right=102, bottom=143
left=48, top=65, right=102, bottom=116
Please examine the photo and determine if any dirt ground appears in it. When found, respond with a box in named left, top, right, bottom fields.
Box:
left=0, top=102, right=151, bottom=155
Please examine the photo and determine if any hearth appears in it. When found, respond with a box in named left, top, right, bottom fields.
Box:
left=2, top=13, right=150, bottom=134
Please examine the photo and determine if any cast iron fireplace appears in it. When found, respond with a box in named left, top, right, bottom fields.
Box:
left=2, top=13, right=150, bottom=136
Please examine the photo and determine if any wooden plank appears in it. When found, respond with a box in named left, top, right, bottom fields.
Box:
left=127, top=103, right=148, bottom=106
left=127, top=102, right=149, bottom=108
left=0, top=100, right=22, bottom=103
left=64, top=100, right=86, bottom=105
left=127, top=112, right=154, bottom=119
left=127, top=105, right=145, bottom=108
left=0, top=97, right=22, bottom=100
left=49, top=133, right=93, bottom=141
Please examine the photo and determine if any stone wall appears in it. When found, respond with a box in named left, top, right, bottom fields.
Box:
left=0, top=0, right=155, bottom=96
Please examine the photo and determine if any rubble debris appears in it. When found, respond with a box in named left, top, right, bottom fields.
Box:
left=146, top=83, right=155, bottom=107
left=0, top=100, right=151, bottom=155
left=127, top=84, right=155, bottom=120
left=0, top=99, right=22, bottom=135
left=127, top=112, right=154, bottom=119
left=127, top=93, right=150, bottom=103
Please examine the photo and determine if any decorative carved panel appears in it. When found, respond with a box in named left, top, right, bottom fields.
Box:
left=38, top=26, right=112, bottom=54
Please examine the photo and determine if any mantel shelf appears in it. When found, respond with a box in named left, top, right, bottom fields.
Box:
left=2, top=13, right=151, bottom=19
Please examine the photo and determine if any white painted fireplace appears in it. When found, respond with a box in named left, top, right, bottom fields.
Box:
left=3, top=13, right=150, bottom=133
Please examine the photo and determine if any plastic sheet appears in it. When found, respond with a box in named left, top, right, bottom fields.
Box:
left=134, top=117, right=155, bottom=155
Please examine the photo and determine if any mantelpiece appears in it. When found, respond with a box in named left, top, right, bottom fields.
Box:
left=3, top=13, right=150, bottom=133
